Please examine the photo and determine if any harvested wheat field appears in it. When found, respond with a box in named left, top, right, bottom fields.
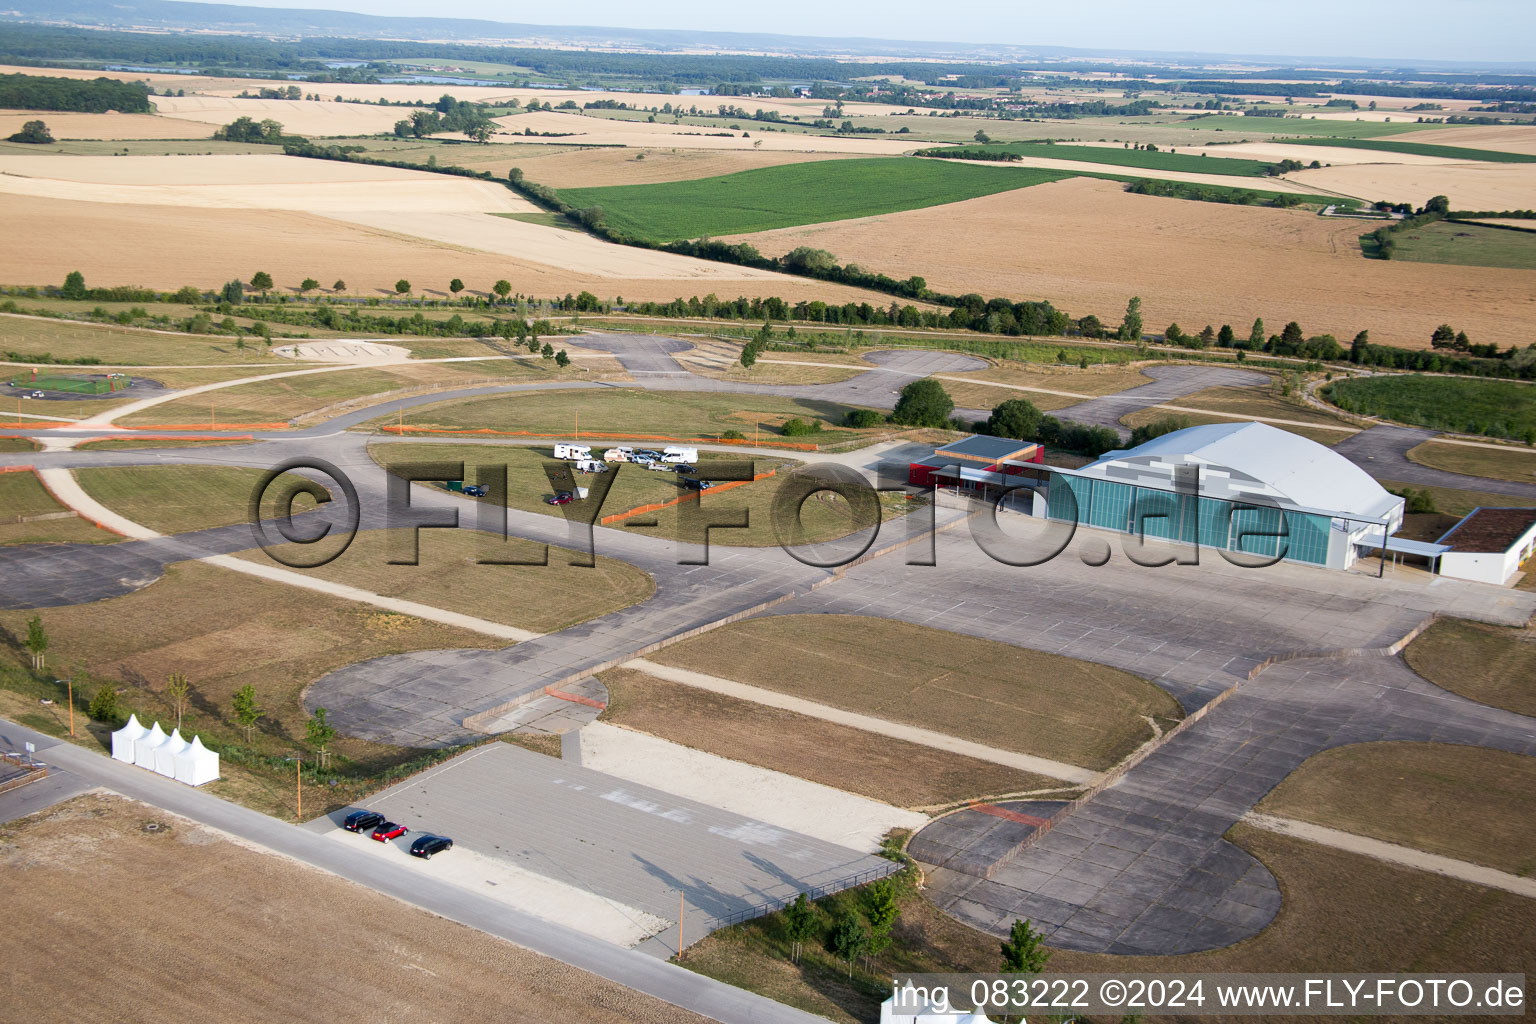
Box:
left=0, top=793, right=708, bottom=1024
left=151, top=94, right=407, bottom=136
left=492, top=110, right=926, bottom=153
left=0, top=110, right=215, bottom=140
left=487, top=88, right=896, bottom=120
left=0, top=192, right=910, bottom=304
left=947, top=155, right=1321, bottom=192
left=1207, top=141, right=1465, bottom=166
left=510, top=146, right=857, bottom=187
left=1286, top=160, right=1536, bottom=208
left=720, top=176, right=1536, bottom=348
left=1380, top=124, right=1536, bottom=157
left=0, top=153, right=534, bottom=213
left=297, top=208, right=796, bottom=280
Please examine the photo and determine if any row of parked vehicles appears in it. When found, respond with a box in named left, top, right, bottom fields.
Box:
left=342, top=809, right=453, bottom=859
left=553, top=443, right=699, bottom=468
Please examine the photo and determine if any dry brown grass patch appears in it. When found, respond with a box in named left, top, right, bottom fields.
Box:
left=1406, top=440, right=1536, bottom=485
left=1258, top=741, right=1536, bottom=875
left=648, top=613, right=1179, bottom=770
left=1404, top=617, right=1536, bottom=718
left=600, top=668, right=1060, bottom=807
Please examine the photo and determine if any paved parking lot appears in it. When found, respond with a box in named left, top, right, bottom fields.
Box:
left=331, top=743, right=899, bottom=956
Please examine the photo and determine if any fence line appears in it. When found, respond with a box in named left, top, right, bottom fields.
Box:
left=705, top=861, right=902, bottom=932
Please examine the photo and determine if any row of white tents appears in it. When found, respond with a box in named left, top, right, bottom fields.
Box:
left=110, top=715, right=219, bottom=786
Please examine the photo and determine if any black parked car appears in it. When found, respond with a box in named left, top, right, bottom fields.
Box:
left=343, top=810, right=386, bottom=833
left=681, top=478, right=715, bottom=491
left=409, top=834, right=454, bottom=859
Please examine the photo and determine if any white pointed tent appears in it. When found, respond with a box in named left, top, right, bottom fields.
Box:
left=111, top=714, right=147, bottom=763
left=178, top=735, right=219, bottom=786
left=134, top=721, right=167, bottom=769
left=108, top=717, right=220, bottom=786
left=154, top=728, right=188, bottom=779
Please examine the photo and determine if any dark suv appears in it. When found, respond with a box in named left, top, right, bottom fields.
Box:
left=342, top=810, right=386, bottom=833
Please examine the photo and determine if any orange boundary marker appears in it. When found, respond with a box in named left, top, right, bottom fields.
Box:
left=599, top=470, right=777, bottom=526
left=382, top=424, right=819, bottom=452
left=126, top=422, right=289, bottom=431
left=0, top=421, right=71, bottom=429
left=543, top=685, right=607, bottom=710
left=968, top=802, right=1050, bottom=828
left=25, top=466, right=129, bottom=538
left=74, top=434, right=255, bottom=447
left=0, top=464, right=35, bottom=474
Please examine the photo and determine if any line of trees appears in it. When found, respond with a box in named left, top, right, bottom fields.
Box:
left=0, top=72, right=151, bottom=113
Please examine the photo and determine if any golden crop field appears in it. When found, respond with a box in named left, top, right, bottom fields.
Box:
left=491, top=109, right=926, bottom=153
left=1287, top=160, right=1536, bottom=209
left=0, top=110, right=215, bottom=140
left=720, top=176, right=1536, bottom=348
left=0, top=153, right=534, bottom=213
left=0, top=191, right=912, bottom=304
left=151, top=94, right=409, bottom=136
left=1382, top=124, right=1536, bottom=156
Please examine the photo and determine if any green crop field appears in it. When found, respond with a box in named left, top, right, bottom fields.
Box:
left=1322, top=375, right=1536, bottom=442
left=924, top=141, right=1277, bottom=176
left=1385, top=221, right=1536, bottom=271
left=555, top=158, right=1071, bottom=241
left=1279, top=137, right=1536, bottom=163
left=1179, top=115, right=1437, bottom=138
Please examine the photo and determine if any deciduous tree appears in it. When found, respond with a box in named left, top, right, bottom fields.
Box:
left=891, top=378, right=954, bottom=428
left=23, top=615, right=47, bottom=671
left=232, top=684, right=263, bottom=743
left=305, top=707, right=336, bottom=767
left=165, top=671, right=191, bottom=731
left=782, top=894, right=817, bottom=963
left=829, top=910, right=868, bottom=977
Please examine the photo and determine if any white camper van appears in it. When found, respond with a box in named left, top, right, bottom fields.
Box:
left=574, top=459, right=609, bottom=474
left=553, top=443, right=592, bottom=461
left=603, top=447, right=634, bottom=463
left=661, top=446, right=699, bottom=464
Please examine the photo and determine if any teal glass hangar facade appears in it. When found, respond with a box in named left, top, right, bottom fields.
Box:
left=1045, top=473, right=1334, bottom=566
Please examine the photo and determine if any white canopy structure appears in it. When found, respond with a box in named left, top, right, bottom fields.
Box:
left=109, top=717, right=220, bottom=786
left=154, top=729, right=188, bottom=779
left=177, top=735, right=220, bottom=787
left=111, top=714, right=147, bottom=763
left=134, top=721, right=167, bottom=769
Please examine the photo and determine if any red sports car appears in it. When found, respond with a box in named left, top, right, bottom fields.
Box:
left=545, top=491, right=574, bottom=505
left=371, top=821, right=409, bottom=842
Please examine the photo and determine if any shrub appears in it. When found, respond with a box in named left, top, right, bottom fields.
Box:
left=845, top=408, right=884, bottom=428
left=721, top=429, right=746, bottom=440
left=87, top=681, right=120, bottom=723
left=780, top=417, right=822, bottom=436
left=1128, top=414, right=1191, bottom=447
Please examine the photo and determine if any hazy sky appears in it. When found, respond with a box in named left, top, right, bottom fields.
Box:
left=236, top=0, right=1536, bottom=63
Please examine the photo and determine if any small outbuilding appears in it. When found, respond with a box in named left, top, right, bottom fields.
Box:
left=1435, top=507, right=1536, bottom=585
left=909, top=434, right=1044, bottom=502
